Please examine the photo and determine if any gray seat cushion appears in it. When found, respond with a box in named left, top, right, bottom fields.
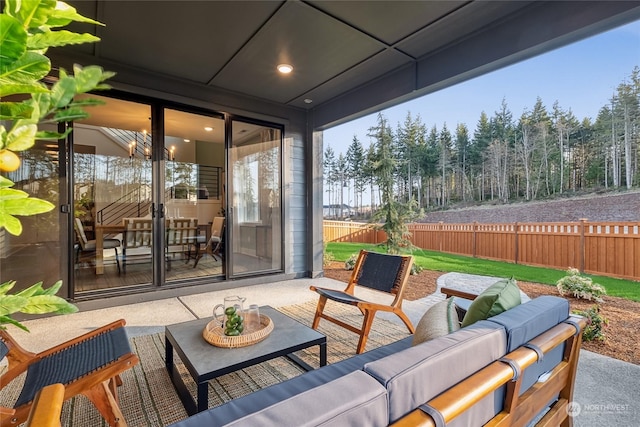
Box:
left=364, top=322, right=507, bottom=424
left=172, top=371, right=389, bottom=427
left=485, top=296, right=570, bottom=396
left=484, top=296, right=569, bottom=352
left=169, top=337, right=412, bottom=427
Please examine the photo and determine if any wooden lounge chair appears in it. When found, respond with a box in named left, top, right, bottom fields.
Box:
left=0, top=319, right=139, bottom=427
left=310, top=250, right=415, bottom=353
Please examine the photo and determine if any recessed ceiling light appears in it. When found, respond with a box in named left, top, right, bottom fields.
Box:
left=304, top=98, right=313, bottom=104
left=277, top=64, right=293, bottom=74
left=204, top=127, right=213, bottom=132
left=184, top=139, right=190, bottom=142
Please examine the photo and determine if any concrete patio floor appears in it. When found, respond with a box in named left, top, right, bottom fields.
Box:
left=11, top=275, right=640, bottom=426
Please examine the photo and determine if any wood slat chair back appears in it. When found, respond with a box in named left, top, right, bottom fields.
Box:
left=166, top=218, right=198, bottom=270
left=310, top=250, right=415, bottom=353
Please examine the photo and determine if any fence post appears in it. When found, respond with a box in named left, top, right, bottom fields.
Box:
left=514, top=222, right=519, bottom=264
left=438, top=221, right=444, bottom=252
left=472, top=221, right=477, bottom=258
left=579, top=218, right=587, bottom=273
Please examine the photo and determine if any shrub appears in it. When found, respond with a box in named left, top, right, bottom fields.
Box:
left=556, top=267, right=606, bottom=303
left=411, top=263, right=424, bottom=275
left=344, top=253, right=358, bottom=270
left=572, top=305, right=608, bottom=342
left=323, top=243, right=335, bottom=267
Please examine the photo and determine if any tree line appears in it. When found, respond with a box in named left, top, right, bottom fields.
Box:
left=323, top=66, right=639, bottom=217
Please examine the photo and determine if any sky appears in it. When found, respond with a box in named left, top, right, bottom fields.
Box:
left=323, top=19, right=640, bottom=160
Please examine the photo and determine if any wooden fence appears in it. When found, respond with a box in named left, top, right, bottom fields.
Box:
left=323, top=220, right=640, bottom=281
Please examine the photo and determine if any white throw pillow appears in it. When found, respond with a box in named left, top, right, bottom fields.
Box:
left=412, top=297, right=461, bottom=346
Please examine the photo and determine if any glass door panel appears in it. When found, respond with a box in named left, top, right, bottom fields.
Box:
left=0, top=126, right=68, bottom=296
left=229, top=120, right=282, bottom=277
left=72, top=96, right=153, bottom=293
left=163, top=109, right=225, bottom=283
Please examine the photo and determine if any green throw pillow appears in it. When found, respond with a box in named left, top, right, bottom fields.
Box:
left=461, top=278, right=521, bottom=327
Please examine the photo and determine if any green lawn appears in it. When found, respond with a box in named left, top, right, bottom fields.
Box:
left=325, top=242, right=640, bottom=302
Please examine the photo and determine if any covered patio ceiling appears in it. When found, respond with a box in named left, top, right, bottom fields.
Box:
left=56, top=0, right=640, bottom=129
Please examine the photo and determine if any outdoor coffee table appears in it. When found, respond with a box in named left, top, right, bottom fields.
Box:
left=165, top=305, right=327, bottom=415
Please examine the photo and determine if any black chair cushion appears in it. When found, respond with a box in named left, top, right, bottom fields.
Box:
left=315, top=288, right=364, bottom=305
left=357, top=252, right=404, bottom=293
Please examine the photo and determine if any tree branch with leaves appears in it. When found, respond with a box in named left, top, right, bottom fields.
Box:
left=0, top=0, right=114, bottom=330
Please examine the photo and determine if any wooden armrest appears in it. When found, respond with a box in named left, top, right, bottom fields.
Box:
left=441, top=287, right=479, bottom=301
left=26, top=383, right=65, bottom=427
left=1, top=407, right=16, bottom=417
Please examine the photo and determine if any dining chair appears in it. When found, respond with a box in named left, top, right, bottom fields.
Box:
left=74, top=218, right=121, bottom=274
left=192, top=216, right=225, bottom=267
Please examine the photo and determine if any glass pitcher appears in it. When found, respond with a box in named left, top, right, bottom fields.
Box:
left=213, top=296, right=246, bottom=327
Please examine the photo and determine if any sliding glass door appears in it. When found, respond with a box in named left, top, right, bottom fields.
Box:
left=228, top=119, right=282, bottom=277
left=65, top=94, right=283, bottom=296
left=163, top=108, right=225, bottom=284
left=0, top=126, right=69, bottom=296
left=72, top=96, right=154, bottom=293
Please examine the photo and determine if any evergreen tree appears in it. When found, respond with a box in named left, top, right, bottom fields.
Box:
left=346, top=136, right=365, bottom=215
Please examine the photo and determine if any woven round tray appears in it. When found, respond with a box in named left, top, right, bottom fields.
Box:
left=202, top=314, right=274, bottom=348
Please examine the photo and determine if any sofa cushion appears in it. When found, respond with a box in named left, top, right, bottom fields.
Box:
left=461, top=278, right=521, bottom=327
left=412, top=297, right=460, bottom=346
left=485, top=295, right=569, bottom=352
left=485, top=295, right=570, bottom=395
left=364, top=322, right=507, bottom=424
left=168, top=337, right=413, bottom=427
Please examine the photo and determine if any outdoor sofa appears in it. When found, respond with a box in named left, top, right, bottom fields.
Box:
left=168, top=290, right=586, bottom=426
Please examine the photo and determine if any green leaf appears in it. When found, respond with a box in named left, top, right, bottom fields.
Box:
left=0, top=51, right=50, bottom=83
left=0, top=176, right=15, bottom=188
left=0, top=281, right=17, bottom=296
left=41, top=280, right=63, bottom=296
left=0, top=81, right=48, bottom=97
left=0, top=211, right=24, bottom=235
left=20, top=295, right=78, bottom=315
left=0, top=294, right=28, bottom=316
left=0, top=197, right=55, bottom=216
left=15, top=281, right=44, bottom=298
left=0, top=14, right=27, bottom=68
left=32, top=92, right=51, bottom=121
left=0, top=188, right=29, bottom=201
left=6, top=0, right=56, bottom=30
left=50, top=75, right=76, bottom=108
left=74, top=64, right=110, bottom=93
left=67, top=98, right=105, bottom=108
left=47, top=2, right=104, bottom=27
left=28, top=30, right=100, bottom=50
left=92, top=83, right=113, bottom=91
left=35, top=129, right=71, bottom=140
left=0, top=101, right=34, bottom=120
left=53, top=107, right=89, bottom=122
left=0, top=315, right=29, bottom=332
left=5, top=123, right=37, bottom=151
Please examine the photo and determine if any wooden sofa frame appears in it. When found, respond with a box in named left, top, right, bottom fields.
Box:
left=393, top=287, right=587, bottom=427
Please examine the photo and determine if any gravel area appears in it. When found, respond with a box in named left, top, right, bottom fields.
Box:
left=418, top=191, right=640, bottom=223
